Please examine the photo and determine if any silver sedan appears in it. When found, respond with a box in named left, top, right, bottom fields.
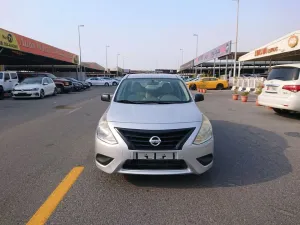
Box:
left=95, top=74, right=214, bottom=175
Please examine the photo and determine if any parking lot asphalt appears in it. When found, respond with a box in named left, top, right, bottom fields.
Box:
left=1, top=88, right=300, bottom=225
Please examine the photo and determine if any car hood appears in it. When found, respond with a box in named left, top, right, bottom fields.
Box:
left=106, top=102, right=202, bottom=124
left=15, top=83, right=41, bottom=90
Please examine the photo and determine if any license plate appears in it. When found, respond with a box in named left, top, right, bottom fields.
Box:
left=267, top=86, right=277, bottom=91
left=135, top=152, right=176, bottom=160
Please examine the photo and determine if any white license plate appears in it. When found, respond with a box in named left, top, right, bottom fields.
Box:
left=267, top=86, right=277, bottom=91
left=135, top=152, right=175, bottom=160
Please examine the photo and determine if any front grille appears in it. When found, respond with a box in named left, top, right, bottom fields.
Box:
left=14, top=93, right=32, bottom=96
left=116, top=127, right=195, bottom=150
left=122, top=159, right=187, bottom=170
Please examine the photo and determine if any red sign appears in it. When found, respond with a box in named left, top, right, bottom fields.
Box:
left=255, top=47, right=278, bottom=57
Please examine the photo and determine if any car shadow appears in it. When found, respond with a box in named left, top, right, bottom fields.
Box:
left=273, top=112, right=300, bottom=120
left=124, top=120, right=292, bottom=188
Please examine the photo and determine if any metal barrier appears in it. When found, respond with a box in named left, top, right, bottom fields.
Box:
left=230, top=77, right=265, bottom=92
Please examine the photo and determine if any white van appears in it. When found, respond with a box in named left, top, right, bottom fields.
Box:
left=258, top=64, right=300, bottom=114
left=0, top=71, right=19, bottom=100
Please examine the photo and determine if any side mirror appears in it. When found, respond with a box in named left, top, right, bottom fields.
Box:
left=15, top=83, right=19, bottom=86
left=101, top=93, right=111, bottom=102
left=43, top=82, right=48, bottom=85
left=194, top=93, right=204, bottom=102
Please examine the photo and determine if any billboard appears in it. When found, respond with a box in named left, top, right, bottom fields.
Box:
left=0, top=28, right=79, bottom=64
left=180, top=60, right=194, bottom=71
left=194, top=41, right=232, bottom=66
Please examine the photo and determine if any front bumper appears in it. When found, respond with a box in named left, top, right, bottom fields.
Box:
left=12, top=91, right=40, bottom=98
left=258, top=94, right=300, bottom=112
left=95, top=122, right=214, bottom=175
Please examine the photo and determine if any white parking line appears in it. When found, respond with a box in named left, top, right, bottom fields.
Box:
left=66, top=107, right=82, bottom=115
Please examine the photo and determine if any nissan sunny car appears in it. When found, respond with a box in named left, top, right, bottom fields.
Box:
left=95, top=74, right=214, bottom=175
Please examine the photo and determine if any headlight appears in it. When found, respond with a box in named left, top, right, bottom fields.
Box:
left=96, top=114, right=118, bottom=145
left=32, top=88, right=39, bottom=91
left=193, top=114, right=213, bottom=145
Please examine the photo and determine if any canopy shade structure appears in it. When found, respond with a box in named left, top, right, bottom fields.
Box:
left=239, top=30, right=300, bottom=62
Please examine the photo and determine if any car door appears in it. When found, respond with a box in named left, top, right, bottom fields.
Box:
left=47, top=78, right=56, bottom=94
left=10, top=72, right=19, bottom=87
left=208, top=78, right=218, bottom=89
left=97, top=78, right=105, bottom=86
left=3, top=73, right=12, bottom=91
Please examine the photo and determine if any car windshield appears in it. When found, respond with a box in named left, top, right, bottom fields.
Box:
left=46, top=74, right=57, bottom=79
left=0, top=73, right=3, bottom=79
left=114, top=78, right=192, bottom=104
left=21, top=77, right=43, bottom=84
left=267, top=67, right=300, bottom=81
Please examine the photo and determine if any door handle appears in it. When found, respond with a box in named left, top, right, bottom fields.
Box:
left=8, top=80, right=12, bottom=82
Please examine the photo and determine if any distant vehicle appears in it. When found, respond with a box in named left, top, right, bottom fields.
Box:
left=0, top=71, right=19, bottom=100
left=12, top=77, right=57, bottom=99
left=186, top=77, right=228, bottom=90
left=258, top=64, right=300, bottom=114
left=85, top=77, right=118, bottom=86
left=95, top=74, right=214, bottom=175
left=101, top=77, right=119, bottom=86
left=17, top=72, right=73, bottom=94
left=63, top=77, right=90, bottom=89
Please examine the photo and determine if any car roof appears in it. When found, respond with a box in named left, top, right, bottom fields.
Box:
left=126, top=73, right=180, bottom=79
left=272, top=63, right=300, bottom=69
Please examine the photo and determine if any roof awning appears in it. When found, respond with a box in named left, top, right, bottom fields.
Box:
left=239, top=30, right=300, bottom=62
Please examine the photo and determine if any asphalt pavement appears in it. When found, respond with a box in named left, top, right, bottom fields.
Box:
left=0, top=87, right=300, bottom=225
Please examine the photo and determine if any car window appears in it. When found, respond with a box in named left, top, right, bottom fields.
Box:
left=209, top=78, right=217, bottom=81
left=48, top=78, right=54, bottom=83
left=4, top=73, right=10, bottom=80
left=202, top=78, right=210, bottom=81
left=0, top=73, right=3, bottom=80
left=114, top=78, right=192, bottom=104
left=10, top=73, right=18, bottom=79
left=267, top=67, right=300, bottom=81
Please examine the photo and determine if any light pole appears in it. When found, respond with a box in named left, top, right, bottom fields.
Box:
left=116, top=53, right=120, bottom=77
left=233, top=0, right=240, bottom=78
left=193, top=34, right=198, bottom=75
left=122, top=56, right=125, bottom=69
left=105, top=45, right=110, bottom=74
left=78, top=25, right=84, bottom=77
left=180, top=49, right=183, bottom=65
left=193, top=34, right=198, bottom=58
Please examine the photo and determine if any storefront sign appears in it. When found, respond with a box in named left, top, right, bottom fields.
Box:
left=254, top=47, right=278, bottom=56
left=193, top=41, right=231, bottom=65
left=0, top=28, right=78, bottom=64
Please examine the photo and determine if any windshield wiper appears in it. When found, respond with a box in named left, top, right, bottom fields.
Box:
left=116, top=100, right=140, bottom=104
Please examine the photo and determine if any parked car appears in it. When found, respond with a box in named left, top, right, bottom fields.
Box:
left=85, top=77, right=118, bottom=86
left=258, top=64, right=300, bottom=114
left=0, top=71, right=19, bottom=100
left=186, top=77, right=228, bottom=90
left=18, top=72, right=73, bottom=94
left=64, top=77, right=90, bottom=89
left=12, top=77, right=57, bottom=99
left=95, top=74, right=214, bottom=175
left=101, top=77, right=119, bottom=86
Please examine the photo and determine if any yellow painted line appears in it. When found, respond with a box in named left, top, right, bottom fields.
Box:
left=26, top=166, right=84, bottom=225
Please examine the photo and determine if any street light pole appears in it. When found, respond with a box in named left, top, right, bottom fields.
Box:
left=233, top=0, right=240, bottom=78
left=78, top=25, right=84, bottom=78
left=105, top=45, right=110, bottom=74
left=180, top=49, right=183, bottom=65
left=116, top=53, right=120, bottom=77
left=193, top=34, right=198, bottom=75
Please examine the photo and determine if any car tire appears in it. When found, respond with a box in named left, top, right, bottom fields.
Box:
left=0, top=87, right=4, bottom=100
left=273, top=108, right=290, bottom=115
left=57, top=85, right=63, bottom=94
left=39, top=89, right=45, bottom=99
left=105, top=83, right=109, bottom=86
left=88, top=82, right=92, bottom=86
left=189, top=84, right=196, bottom=90
left=216, top=84, right=224, bottom=90
left=112, top=82, right=118, bottom=86
left=53, top=87, right=58, bottom=96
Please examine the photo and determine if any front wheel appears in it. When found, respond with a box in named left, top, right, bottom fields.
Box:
left=273, top=108, right=290, bottom=115
left=39, top=89, right=45, bottom=99
left=189, top=84, right=196, bottom=90
left=104, top=83, right=109, bottom=86
left=0, top=89, right=4, bottom=100
left=112, top=82, right=118, bottom=86
left=88, top=82, right=92, bottom=86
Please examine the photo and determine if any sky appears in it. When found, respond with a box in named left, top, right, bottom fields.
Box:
left=1, top=0, right=300, bottom=70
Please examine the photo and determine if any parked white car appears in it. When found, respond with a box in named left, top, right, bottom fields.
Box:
left=0, top=71, right=19, bottom=100
left=85, top=77, right=118, bottom=86
left=12, top=77, right=57, bottom=99
left=258, top=64, right=300, bottom=114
